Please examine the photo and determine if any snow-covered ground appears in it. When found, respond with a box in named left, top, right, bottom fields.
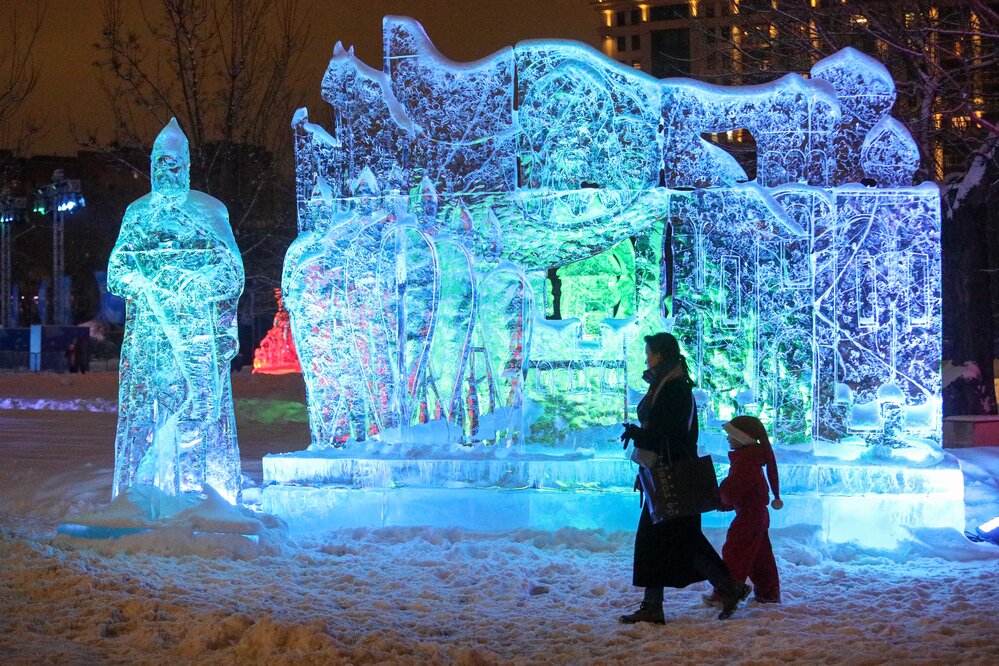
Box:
left=2, top=371, right=998, bottom=664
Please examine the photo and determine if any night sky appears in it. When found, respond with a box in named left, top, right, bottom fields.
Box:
left=15, top=0, right=597, bottom=156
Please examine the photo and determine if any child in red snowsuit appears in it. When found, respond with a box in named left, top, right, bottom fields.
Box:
left=707, top=415, right=783, bottom=605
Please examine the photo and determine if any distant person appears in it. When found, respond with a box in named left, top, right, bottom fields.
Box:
left=619, top=332, right=750, bottom=624
left=65, top=340, right=78, bottom=373
left=76, top=334, right=90, bottom=374
left=703, top=415, right=783, bottom=607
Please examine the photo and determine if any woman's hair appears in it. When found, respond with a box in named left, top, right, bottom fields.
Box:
left=644, top=332, right=681, bottom=364
left=645, top=332, right=694, bottom=385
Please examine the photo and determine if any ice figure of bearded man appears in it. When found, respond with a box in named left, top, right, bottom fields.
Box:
left=108, top=118, right=244, bottom=508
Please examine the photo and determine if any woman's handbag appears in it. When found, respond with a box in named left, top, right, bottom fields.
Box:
left=637, top=454, right=721, bottom=523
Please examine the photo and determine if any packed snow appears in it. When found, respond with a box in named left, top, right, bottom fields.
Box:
left=2, top=371, right=997, bottom=664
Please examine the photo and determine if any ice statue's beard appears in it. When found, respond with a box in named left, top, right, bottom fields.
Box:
left=153, top=170, right=190, bottom=199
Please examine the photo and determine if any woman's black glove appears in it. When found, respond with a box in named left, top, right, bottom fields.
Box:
left=620, top=422, right=642, bottom=448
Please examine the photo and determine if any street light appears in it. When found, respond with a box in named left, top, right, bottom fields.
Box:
left=0, top=194, right=27, bottom=328
left=34, top=169, right=85, bottom=326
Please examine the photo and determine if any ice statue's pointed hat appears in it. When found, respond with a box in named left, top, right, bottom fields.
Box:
left=151, top=118, right=191, bottom=196
left=153, top=118, right=190, bottom=159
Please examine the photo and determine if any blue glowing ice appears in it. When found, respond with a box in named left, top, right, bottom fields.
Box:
left=282, top=17, right=940, bottom=461
left=109, top=118, right=244, bottom=509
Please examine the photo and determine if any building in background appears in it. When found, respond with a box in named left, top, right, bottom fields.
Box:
left=590, top=0, right=998, bottom=180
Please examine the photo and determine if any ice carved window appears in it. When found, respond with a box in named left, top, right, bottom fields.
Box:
left=856, top=251, right=878, bottom=329
left=719, top=254, right=742, bottom=327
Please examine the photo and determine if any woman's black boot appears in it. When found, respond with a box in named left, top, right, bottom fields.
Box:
left=717, top=582, right=752, bottom=620
left=618, top=602, right=666, bottom=625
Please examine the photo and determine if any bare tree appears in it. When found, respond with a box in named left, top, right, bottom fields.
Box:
left=85, top=0, right=313, bottom=353
left=692, top=0, right=999, bottom=413
left=0, top=3, right=44, bottom=162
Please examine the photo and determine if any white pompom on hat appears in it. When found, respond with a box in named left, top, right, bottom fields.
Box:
left=723, top=415, right=782, bottom=510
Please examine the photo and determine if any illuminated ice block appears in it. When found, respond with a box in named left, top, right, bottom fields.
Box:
left=109, top=118, right=244, bottom=509
left=261, top=450, right=965, bottom=548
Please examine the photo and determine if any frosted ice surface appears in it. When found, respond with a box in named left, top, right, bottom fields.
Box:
left=385, top=17, right=516, bottom=196
left=661, top=75, right=840, bottom=187
left=108, top=118, right=244, bottom=507
left=321, top=43, right=413, bottom=199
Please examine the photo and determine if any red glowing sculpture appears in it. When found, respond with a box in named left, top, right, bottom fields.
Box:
left=252, top=289, right=301, bottom=375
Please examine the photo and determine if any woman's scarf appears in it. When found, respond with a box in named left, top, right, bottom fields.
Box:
left=636, top=359, right=686, bottom=426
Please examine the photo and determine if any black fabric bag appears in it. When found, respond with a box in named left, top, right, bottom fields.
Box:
left=638, top=454, right=721, bottom=523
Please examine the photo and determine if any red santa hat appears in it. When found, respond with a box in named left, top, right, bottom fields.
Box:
left=722, top=415, right=783, bottom=510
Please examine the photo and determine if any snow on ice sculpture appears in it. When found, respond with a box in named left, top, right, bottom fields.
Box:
left=109, top=118, right=244, bottom=507
left=252, top=289, right=301, bottom=375
left=282, top=16, right=941, bottom=458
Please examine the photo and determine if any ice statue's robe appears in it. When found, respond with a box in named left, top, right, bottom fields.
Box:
left=108, top=191, right=244, bottom=505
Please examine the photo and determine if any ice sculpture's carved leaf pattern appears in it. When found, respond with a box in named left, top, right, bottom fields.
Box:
left=426, top=238, right=476, bottom=429
left=812, top=48, right=897, bottom=185
left=474, top=265, right=533, bottom=446
left=376, top=223, right=440, bottom=433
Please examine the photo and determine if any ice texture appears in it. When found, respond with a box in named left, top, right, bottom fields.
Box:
left=108, top=118, right=244, bottom=508
left=283, top=17, right=940, bottom=460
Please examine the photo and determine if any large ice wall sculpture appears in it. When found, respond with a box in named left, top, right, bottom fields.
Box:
left=284, top=17, right=940, bottom=455
left=109, top=118, right=244, bottom=507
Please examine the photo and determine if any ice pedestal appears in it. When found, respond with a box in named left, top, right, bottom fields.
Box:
left=260, top=446, right=964, bottom=548
left=263, top=449, right=633, bottom=489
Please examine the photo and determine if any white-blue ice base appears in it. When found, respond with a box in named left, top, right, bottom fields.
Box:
left=260, top=449, right=965, bottom=549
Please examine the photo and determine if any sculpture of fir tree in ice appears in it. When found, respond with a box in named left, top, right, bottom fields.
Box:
left=108, top=118, right=244, bottom=507
left=252, top=288, right=302, bottom=375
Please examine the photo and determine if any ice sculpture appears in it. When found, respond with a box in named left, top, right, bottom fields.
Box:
left=109, top=118, right=244, bottom=508
left=281, top=17, right=940, bottom=458
left=252, top=289, right=302, bottom=375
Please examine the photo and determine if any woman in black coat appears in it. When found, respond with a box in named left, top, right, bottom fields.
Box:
left=619, top=332, right=750, bottom=624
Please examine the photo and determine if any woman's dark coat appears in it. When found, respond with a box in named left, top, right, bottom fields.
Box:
left=631, top=369, right=727, bottom=589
